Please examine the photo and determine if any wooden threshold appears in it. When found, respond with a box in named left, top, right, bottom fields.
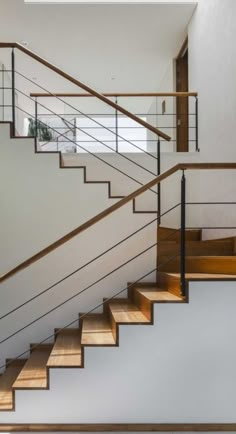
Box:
left=1, top=423, right=236, bottom=432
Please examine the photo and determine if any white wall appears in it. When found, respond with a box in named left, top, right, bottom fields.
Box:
left=0, top=123, right=156, bottom=368
left=150, top=0, right=236, bottom=238
left=1, top=281, right=236, bottom=423
left=188, top=0, right=236, bottom=161
left=0, top=123, right=119, bottom=273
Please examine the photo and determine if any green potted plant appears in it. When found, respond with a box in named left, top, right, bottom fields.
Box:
left=28, top=118, right=53, bottom=142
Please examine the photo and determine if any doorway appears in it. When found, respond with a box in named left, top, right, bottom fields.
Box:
left=176, top=38, right=189, bottom=152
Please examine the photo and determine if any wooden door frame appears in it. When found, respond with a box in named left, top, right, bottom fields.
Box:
left=176, top=37, right=189, bottom=152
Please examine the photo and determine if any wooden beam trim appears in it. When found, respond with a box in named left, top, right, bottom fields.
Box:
left=1, top=424, right=236, bottom=432
left=0, top=164, right=179, bottom=283
left=30, top=92, right=198, bottom=98
left=0, top=43, right=170, bottom=141
left=1, top=162, right=236, bottom=283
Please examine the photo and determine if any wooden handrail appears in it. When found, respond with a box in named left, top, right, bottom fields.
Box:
left=30, top=92, right=198, bottom=98
left=1, top=162, right=236, bottom=283
left=0, top=42, right=171, bottom=141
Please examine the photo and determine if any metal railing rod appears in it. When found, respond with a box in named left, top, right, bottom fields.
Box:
left=180, top=171, right=186, bottom=297
left=11, top=49, right=15, bottom=135
left=187, top=227, right=236, bottom=230
left=0, top=211, right=181, bottom=324
left=0, top=216, right=158, bottom=321
left=0, top=267, right=157, bottom=371
left=187, top=202, right=236, bottom=205
left=16, top=104, right=158, bottom=193
left=16, top=71, right=158, bottom=159
left=0, top=241, right=158, bottom=345
left=30, top=92, right=198, bottom=97
left=0, top=249, right=182, bottom=370
left=39, top=125, right=197, bottom=130
left=16, top=87, right=157, bottom=176
left=35, top=112, right=197, bottom=117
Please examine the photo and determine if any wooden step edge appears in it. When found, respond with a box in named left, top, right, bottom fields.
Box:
left=159, top=255, right=236, bottom=275
left=47, top=329, right=83, bottom=369
left=29, top=343, right=53, bottom=353
left=0, top=359, right=27, bottom=411
left=158, top=226, right=202, bottom=241
left=127, top=282, right=163, bottom=299
left=101, top=300, right=120, bottom=344
left=13, top=347, right=53, bottom=391
left=79, top=312, right=117, bottom=347
left=132, top=287, right=184, bottom=321
left=132, top=289, right=153, bottom=322
left=5, top=359, right=27, bottom=368
left=108, top=300, right=151, bottom=326
left=157, top=272, right=183, bottom=298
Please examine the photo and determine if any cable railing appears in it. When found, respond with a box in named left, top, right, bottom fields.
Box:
left=0, top=163, right=235, bottom=376
left=0, top=43, right=197, bottom=228
left=15, top=99, right=158, bottom=185
left=15, top=69, right=160, bottom=159
left=0, top=55, right=166, bottom=214
left=0, top=43, right=235, bottom=375
left=0, top=164, right=236, bottom=373
left=0, top=163, right=235, bottom=285
left=0, top=267, right=158, bottom=371
left=30, top=91, right=199, bottom=154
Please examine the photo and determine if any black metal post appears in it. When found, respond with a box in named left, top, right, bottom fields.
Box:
left=115, top=96, right=118, bottom=153
left=180, top=170, right=186, bottom=297
left=11, top=49, right=16, bottom=135
left=35, top=97, right=38, bottom=139
left=157, top=136, right=161, bottom=224
left=2, top=65, right=5, bottom=121
left=195, top=96, right=199, bottom=152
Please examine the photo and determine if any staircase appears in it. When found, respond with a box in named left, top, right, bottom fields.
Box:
left=1, top=43, right=236, bottom=427
left=1, top=226, right=236, bottom=412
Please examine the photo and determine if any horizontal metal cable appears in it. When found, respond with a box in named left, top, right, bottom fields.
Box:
left=187, top=227, right=236, bottom=230
left=0, top=216, right=158, bottom=321
left=0, top=267, right=156, bottom=370
left=0, top=205, right=180, bottom=322
left=48, top=126, right=196, bottom=130
left=16, top=88, right=157, bottom=178
left=16, top=70, right=158, bottom=159
left=0, top=251, right=182, bottom=371
left=16, top=104, right=158, bottom=194
left=0, top=211, right=181, bottom=345
left=0, top=241, right=158, bottom=345
left=32, top=112, right=197, bottom=117
left=187, top=202, right=236, bottom=205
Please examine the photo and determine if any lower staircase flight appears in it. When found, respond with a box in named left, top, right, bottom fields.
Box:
left=0, top=226, right=236, bottom=411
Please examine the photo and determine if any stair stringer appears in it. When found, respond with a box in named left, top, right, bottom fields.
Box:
left=0, top=122, right=122, bottom=273
left=0, top=199, right=157, bottom=369
left=62, top=153, right=158, bottom=213
left=1, top=280, right=236, bottom=423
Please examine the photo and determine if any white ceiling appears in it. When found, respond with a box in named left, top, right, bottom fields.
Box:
left=0, top=0, right=197, bottom=93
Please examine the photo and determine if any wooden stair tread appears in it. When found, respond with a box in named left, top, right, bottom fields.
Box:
left=158, top=226, right=201, bottom=241
left=136, top=288, right=182, bottom=302
left=109, top=302, right=150, bottom=323
left=160, top=256, right=236, bottom=274
left=13, top=347, right=52, bottom=389
left=81, top=314, right=115, bottom=345
left=47, top=329, right=82, bottom=367
left=166, top=272, right=236, bottom=280
left=158, top=239, right=234, bottom=256
left=0, top=361, right=26, bottom=411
